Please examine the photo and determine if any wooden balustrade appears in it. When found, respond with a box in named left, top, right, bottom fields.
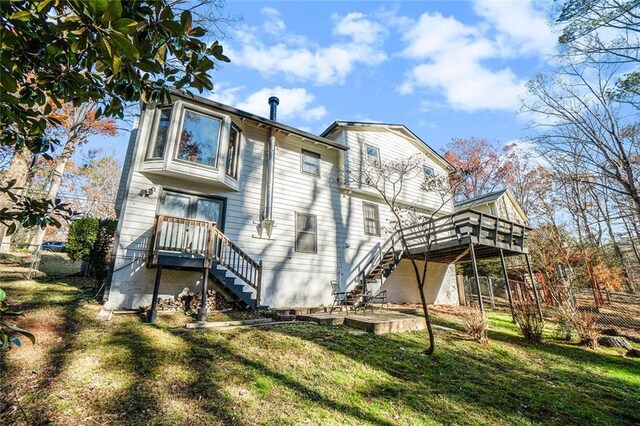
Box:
left=149, top=215, right=262, bottom=306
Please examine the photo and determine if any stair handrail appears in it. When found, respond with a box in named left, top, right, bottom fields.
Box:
left=211, top=228, right=263, bottom=307
left=357, top=230, right=402, bottom=292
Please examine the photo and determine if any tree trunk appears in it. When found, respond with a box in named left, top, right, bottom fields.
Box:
left=30, top=138, right=78, bottom=248
left=0, top=146, right=33, bottom=253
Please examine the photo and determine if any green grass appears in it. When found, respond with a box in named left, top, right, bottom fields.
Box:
left=1, top=277, right=639, bottom=426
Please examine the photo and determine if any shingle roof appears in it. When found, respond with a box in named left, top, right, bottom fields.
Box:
left=454, top=189, right=508, bottom=210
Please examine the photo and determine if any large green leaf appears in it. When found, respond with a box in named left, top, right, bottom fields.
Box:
left=101, top=0, right=122, bottom=22
left=113, top=18, right=137, bottom=34
left=0, top=289, right=5, bottom=302
left=110, top=32, right=140, bottom=61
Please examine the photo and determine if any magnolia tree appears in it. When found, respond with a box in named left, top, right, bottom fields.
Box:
left=344, top=154, right=457, bottom=355
left=0, top=0, right=230, bottom=234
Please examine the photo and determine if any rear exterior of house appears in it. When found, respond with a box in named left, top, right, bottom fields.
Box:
left=104, top=94, right=458, bottom=310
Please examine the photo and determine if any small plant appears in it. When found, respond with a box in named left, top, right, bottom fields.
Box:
left=570, top=311, right=599, bottom=349
left=514, top=300, right=544, bottom=343
left=461, top=308, right=488, bottom=344
left=554, top=311, right=576, bottom=341
left=0, top=288, right=35, bottom=350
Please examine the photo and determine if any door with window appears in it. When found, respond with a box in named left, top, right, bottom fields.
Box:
left=157, top=191, right=226, bottom=252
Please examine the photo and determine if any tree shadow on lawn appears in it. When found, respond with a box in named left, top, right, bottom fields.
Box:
left=268, top=323, right=640, bottom=425
left=178, top=330, right=396, bottom=426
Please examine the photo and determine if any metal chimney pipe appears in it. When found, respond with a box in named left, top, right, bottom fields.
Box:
left=268, top=96, right=279, bottom=121
left=262, top=97, right=279, bottom=237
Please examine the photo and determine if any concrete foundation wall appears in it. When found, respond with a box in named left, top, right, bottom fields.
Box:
left=380, top=260, right=459, bottom=305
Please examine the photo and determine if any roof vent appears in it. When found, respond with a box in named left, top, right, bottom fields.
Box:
left=268, top=96, right=279, bottom=121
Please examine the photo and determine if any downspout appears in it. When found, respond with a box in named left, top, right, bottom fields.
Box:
left=261, top=96, right=279, bottom=238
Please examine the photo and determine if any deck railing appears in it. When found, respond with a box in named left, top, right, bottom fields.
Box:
left=149, top=215, right=262, bottom=306
left=352, top=209, right=531, bottom=290
left=400, top=209, right=530, bottom=254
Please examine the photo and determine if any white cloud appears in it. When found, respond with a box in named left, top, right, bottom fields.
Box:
left=396, top=1, right=555, bottom=112
left=210, top=85, right=327, bottom=123
left=472, top=0, right=556, bottom=57
left=227, top=10, right=387, bottom=85
left=261, top=7, right=286, bottom=36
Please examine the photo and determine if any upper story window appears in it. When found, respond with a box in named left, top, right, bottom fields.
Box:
left=423, top=165, right=434, bottom=178
left=363, top=202, right=380, bottom=236
left=365, top=144, right=380, bottom=165
left=151, top=109, right=171, bottom=159
left=295, top=213, right=317, bottom=253
left=226, top=124, right=241, bottom=179
left=301, top=149, right=320, bottom=176
left=177, top=110, right=221, bottom=168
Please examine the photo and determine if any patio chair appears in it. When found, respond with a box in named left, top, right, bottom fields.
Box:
left=368, top=289, right=388, bottom=309
left=329, top=280, right=354, bottom=314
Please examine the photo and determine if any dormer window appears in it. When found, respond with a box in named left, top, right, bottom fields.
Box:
left=176, top=110, right=221, bottom=168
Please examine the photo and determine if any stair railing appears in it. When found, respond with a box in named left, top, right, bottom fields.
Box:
left=357, top=230, right=402, bottom=293
left=149, top=215, right=263, bottom=308
left=211, top=228, right=263, bottom=308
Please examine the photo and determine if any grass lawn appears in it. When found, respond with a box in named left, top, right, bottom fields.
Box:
left=1, top=277, right=639, bottom=425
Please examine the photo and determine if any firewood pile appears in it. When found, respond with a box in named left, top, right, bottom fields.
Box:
left=146, top=289, right=235, bottom=312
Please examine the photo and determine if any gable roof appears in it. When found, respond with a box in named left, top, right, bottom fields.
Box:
left=454, top=189, right=508, bottom=210
left=169, top=91, right=349, bottom=151
left=320, top=121, right=454, bottom=171
left=455, top=188, right=527, bottom=222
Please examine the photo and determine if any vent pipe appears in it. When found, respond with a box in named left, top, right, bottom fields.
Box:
left=268, top=96, right=279, bottom=121
left=262, top=96, right=279, bottom=238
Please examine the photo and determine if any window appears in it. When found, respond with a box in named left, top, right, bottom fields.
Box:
left=363, top=202, right=380, bottom=236
left=295, top=213, right=317, bottom=253
left=364, top=144, right=380, bottom=165
left=159, top=191, right=226, bottom=229
left=177, top=110, right=222, bottom=167
left=151, top=109, right=171, bottom=158
left=301, top=149, right=320, bottom=176
left=226, top=124, right=241, bottom=179
left=423, top=165, right=434, bottom=178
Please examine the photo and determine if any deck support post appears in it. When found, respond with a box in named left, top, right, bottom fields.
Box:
left=147, top=265, right=163, bottom=324
left=499, top=249, right=517, bottom=323
left=197, top=267, right=209, bottom=322
left=468, top=242, right=485, bottom=317
left=524, top=253, right=544, bottom=322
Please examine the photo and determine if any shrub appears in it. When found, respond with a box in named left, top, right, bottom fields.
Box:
left=66, top=217, right=99, bottom=262
left=570, top=311, right=599, bottom=348
left=66, top=217, right=117, bottom=283
left=514, top=301, right=544, bottom=343
left=554, top=311, right=576, bottom=341
left=462, top=308, right=488, bottom=344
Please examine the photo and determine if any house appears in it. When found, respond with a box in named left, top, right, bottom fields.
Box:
left=455, top=189, right=527, bottom=225
left=104, top=93, right=528, bottom=314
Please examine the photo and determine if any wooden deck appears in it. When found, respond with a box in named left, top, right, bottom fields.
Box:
left=401, top=209, right=530, bottom=263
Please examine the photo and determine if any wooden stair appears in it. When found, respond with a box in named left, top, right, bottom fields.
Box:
left=354, top=233, right=403, bottom=295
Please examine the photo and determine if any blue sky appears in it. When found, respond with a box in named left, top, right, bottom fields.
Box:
left=95, top=0, right=559, bottom=161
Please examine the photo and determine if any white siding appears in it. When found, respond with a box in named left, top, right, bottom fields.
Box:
left=106, top=102, right=459, bottom=309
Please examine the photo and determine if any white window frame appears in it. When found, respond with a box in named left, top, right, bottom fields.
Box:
left=295, top=212, right=318, bottom=254
left=362, top=202, right=381, bottom=236
left=301, top=149, right=321, bottom=177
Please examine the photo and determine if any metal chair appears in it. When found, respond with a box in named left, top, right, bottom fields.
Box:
left=368, top=289, right=388, bottom=309
left=329, top=280, right=353, bottom=314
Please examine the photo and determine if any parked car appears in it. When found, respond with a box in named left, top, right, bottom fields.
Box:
left=41, top=241, right=66, bottom=252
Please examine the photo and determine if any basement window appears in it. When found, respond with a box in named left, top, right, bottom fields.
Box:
left=301, top=149, right=321, bottom=176
left=363, top=202, right=380, bottom=236
left=295, top=213, right=317, bottom=253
